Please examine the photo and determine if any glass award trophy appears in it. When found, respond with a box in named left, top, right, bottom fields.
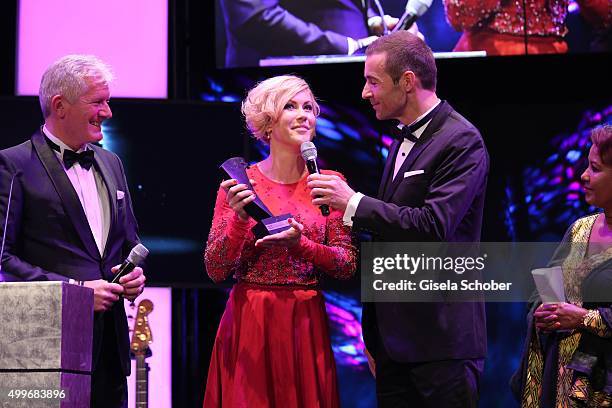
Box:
left=220, top=157, right=292, bottom=239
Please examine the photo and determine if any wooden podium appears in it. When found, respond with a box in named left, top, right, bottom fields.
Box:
left=0, top=282, right=93, bottom=407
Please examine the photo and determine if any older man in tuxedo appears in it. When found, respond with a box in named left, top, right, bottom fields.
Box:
left=308, top=31, right=489, bottom=407
left=0, top=55, right=145, bottom=408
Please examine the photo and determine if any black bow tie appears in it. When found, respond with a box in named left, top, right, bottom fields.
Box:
left=46, top=137, right=95, bottom=170
left=63, top=149, right=95, bottom=170
left=394, top=102, right=442, bottom=142
left=399, top=126, right=419, bottom=143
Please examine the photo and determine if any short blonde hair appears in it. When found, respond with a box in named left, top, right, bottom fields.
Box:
left=39, top=54, right=114, bottom=118
left=241, top=75, right=320, bottom=143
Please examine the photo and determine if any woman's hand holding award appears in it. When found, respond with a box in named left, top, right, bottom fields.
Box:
left=220, top=157, right=292, bottom=239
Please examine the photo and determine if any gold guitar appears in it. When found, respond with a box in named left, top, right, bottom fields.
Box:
left=130, top=299, right=153, bottom=408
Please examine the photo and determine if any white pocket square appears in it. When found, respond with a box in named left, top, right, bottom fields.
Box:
left=117, top=190, right=125, bottom=200
left=404, top=170, right=425, bottom=178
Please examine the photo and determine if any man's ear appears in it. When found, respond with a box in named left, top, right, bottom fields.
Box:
left=50, top=95, right=66, bottom=118
left=400, top=71, right=417, bottom=93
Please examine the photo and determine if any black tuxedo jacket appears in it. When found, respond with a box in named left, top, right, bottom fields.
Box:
left=0, top=130, right=140, bottom=375
left=357, top=101, right=489, bottom=362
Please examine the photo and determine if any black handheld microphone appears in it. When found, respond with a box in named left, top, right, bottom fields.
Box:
left=111, top=244, right=149, bottom=283
left=392, top=0, right=433, bottom=32
left=301, top=141, right=330, bottom=217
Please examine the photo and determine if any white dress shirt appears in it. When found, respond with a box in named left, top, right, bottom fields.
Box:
left=43, top=125, right=110, bottom=255
left=343, top=101, right=441, bottom=227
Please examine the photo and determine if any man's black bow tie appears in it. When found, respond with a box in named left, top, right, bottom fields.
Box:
left=398, top=126, right=419, bottom=143
left=46, top=137, right=95, bottom=170
left=393, top=102, right=442, bottom=143
left=63, top=149, right=95, bottom=170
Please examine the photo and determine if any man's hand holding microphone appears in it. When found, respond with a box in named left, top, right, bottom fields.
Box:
left=83, top=244, right=148, bottom=312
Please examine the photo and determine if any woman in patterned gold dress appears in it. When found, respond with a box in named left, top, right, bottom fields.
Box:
left=512, top=125, right=612, bottom=407
left=203, top=75, right=356, bottom=407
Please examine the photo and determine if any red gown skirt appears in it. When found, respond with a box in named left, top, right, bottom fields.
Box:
left=203, top=282, right=340, bottom=408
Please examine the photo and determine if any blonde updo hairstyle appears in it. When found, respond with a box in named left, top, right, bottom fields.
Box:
left=242, top=75, right=320, bottom=144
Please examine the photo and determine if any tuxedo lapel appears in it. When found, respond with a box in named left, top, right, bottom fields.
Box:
left=383, top=136, right=435, bottom=202
left=378, top=139, right=400, bottom=199
left=91, top=146, right=117, bottom=258
left=383, top=101, right=452, bottom=202
left=31, top=131, right=101, bottom=260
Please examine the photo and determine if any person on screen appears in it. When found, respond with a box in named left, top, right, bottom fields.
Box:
left=219, top=0, right=401, bottom=67
left=0, top=55, right=145, bottom=407
left=443, top=0, right=612, bottom=55
left=512, top=125, right=612, bottom=407
left=307, top=31, right=489, bottom=406
left=203, top=75, right=357, bottom=407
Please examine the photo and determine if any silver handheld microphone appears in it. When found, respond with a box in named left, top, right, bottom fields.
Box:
left=392, top=0, right=433, bottom=32
left=111, top=243, right=149, bottom=283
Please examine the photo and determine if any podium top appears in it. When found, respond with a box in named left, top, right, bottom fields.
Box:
left=0, top=281, right=68, bottom=287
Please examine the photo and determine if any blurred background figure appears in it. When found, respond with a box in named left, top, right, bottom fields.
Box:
left=218, top=0, right=400, bottom=67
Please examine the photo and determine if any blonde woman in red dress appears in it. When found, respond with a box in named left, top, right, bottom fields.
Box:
left=203, top=75, right=357, bottom=407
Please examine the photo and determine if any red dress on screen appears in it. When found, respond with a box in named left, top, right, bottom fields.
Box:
left=203, top=165, right=357, bottom=408
left=444, top=0, right=611, bottom=55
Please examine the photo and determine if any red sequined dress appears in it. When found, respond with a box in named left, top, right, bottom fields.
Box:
left=203, top=165, right=357, bottom=408
left=444, top=0, right=611, bottom=55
